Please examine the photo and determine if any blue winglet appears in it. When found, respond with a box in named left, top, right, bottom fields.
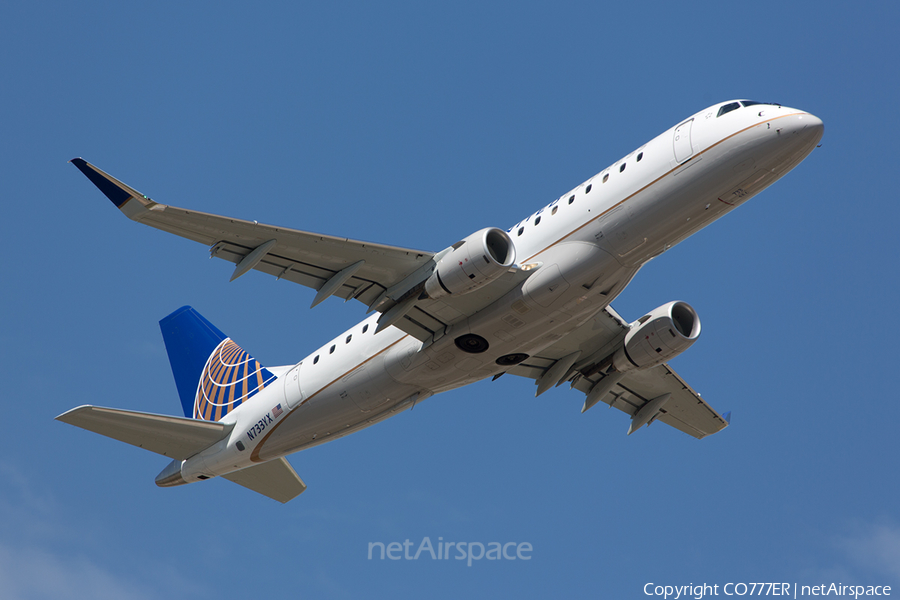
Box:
left=70, top=158, right=132, bottom=207
left=722, top=411, right=732, bottom=424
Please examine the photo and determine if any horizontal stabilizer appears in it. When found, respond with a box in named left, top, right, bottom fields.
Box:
left=222, top=457, right=307, bottom=503
left=56, top=405, right=232, bottom=460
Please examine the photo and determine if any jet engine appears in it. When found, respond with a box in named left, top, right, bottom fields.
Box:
left=423, top=227, right=516, bottom=299
left=612, top=301, right=701, bottom=372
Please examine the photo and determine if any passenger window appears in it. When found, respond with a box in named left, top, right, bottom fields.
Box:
left=517, top=227, right=524, bottom=236
left=313, top=355, right=319, bottom=364
left=717, top=102, right=741, bottom=117
left=534, top=216, right=541, bottom=226
left=568, top=195, right=575, bottom=204
left=329, top=345, right=336, bottom=354
left=551, top=206, right=558, bottom=215
left=362, top=324, right=369, bottom=333
left=619, top=163, right=626, bottom=172
left=637, top=152, right=643, bottom=162
left=602, top=173, right=609, bottom=183
left=346, top=335, right=352, bottom=343
left=585, top=184, right=592, bottom=193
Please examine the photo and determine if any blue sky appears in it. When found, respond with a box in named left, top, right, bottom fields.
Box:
left=3, top=2, right=899, bottom=598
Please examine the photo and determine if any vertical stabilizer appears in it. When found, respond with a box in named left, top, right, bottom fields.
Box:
left=159, top=306, right=276, bottom=420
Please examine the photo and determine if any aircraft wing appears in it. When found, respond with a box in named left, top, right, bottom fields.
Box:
left=506, top=306, right=730, bottom=439
left=72, top=158, right=527, bottom=342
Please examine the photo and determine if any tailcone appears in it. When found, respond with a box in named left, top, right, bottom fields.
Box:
left=155, top=459, right=188, bottom=487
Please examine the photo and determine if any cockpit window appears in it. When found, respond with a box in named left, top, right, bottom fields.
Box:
left=740, top=100, right=764, bottom=107
left=717, top=102, right=741, bottom=117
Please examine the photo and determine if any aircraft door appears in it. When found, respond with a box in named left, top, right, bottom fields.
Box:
left=673, top=119, right=693, bottom=163
left=284, top=363, right=305, bottom=409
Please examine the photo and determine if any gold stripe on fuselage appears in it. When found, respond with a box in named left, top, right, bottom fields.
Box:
left=522, top=112, right=805, bottom=264
left=250, top=334, right=410, bottom=462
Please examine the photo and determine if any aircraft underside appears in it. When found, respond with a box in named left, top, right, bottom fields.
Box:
left=57, top=100, right=824, bottom=502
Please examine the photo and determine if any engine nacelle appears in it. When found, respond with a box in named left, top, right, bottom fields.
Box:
left=612, top=301, right=701, bottom=372
left=423, top=227, right=516, bottom=299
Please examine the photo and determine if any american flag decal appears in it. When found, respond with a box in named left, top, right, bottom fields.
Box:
left=272, top=403, right=283, bottom=418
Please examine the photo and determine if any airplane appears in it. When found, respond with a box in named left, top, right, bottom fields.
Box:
left=57, top=100, right=824, bottom=503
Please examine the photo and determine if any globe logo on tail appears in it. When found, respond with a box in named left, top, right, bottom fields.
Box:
left=194, top=338, right=276, bottom=421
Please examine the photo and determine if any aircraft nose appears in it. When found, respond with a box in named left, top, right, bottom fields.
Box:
left=801, top=111, right=824, bottom=140
left=771, top=110, right=823, bottom=161
left=788, top=111, right=824, bottom=145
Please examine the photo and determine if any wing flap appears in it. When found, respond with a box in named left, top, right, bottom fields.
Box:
left=208, top=239, right=386, bottom=306
left=222, top=457, right=307, bottom=503
left=56, top=405, right=233, bottom=459
left=144, top=205, right=433, bottom=285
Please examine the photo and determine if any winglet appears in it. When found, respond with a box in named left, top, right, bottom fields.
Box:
left=722, top=411, right=731, bottom=424
left=70, top=158, right=160, bottom=219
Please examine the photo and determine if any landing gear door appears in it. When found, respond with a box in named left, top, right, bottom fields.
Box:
left=673, top=118, right=694, bottom=163
left=284, top=363, right=305, bottom=409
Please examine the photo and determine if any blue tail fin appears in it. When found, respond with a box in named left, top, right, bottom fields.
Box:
left=159, top=306, right=276, bottom=421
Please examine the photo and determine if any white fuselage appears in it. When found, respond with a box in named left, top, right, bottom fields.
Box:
left=180, top=101, right=823, bottom=481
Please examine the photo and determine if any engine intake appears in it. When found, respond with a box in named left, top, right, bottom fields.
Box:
left=612, top=301, right=701, bottom=372
left=424, top=228, right=516, bottom=299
